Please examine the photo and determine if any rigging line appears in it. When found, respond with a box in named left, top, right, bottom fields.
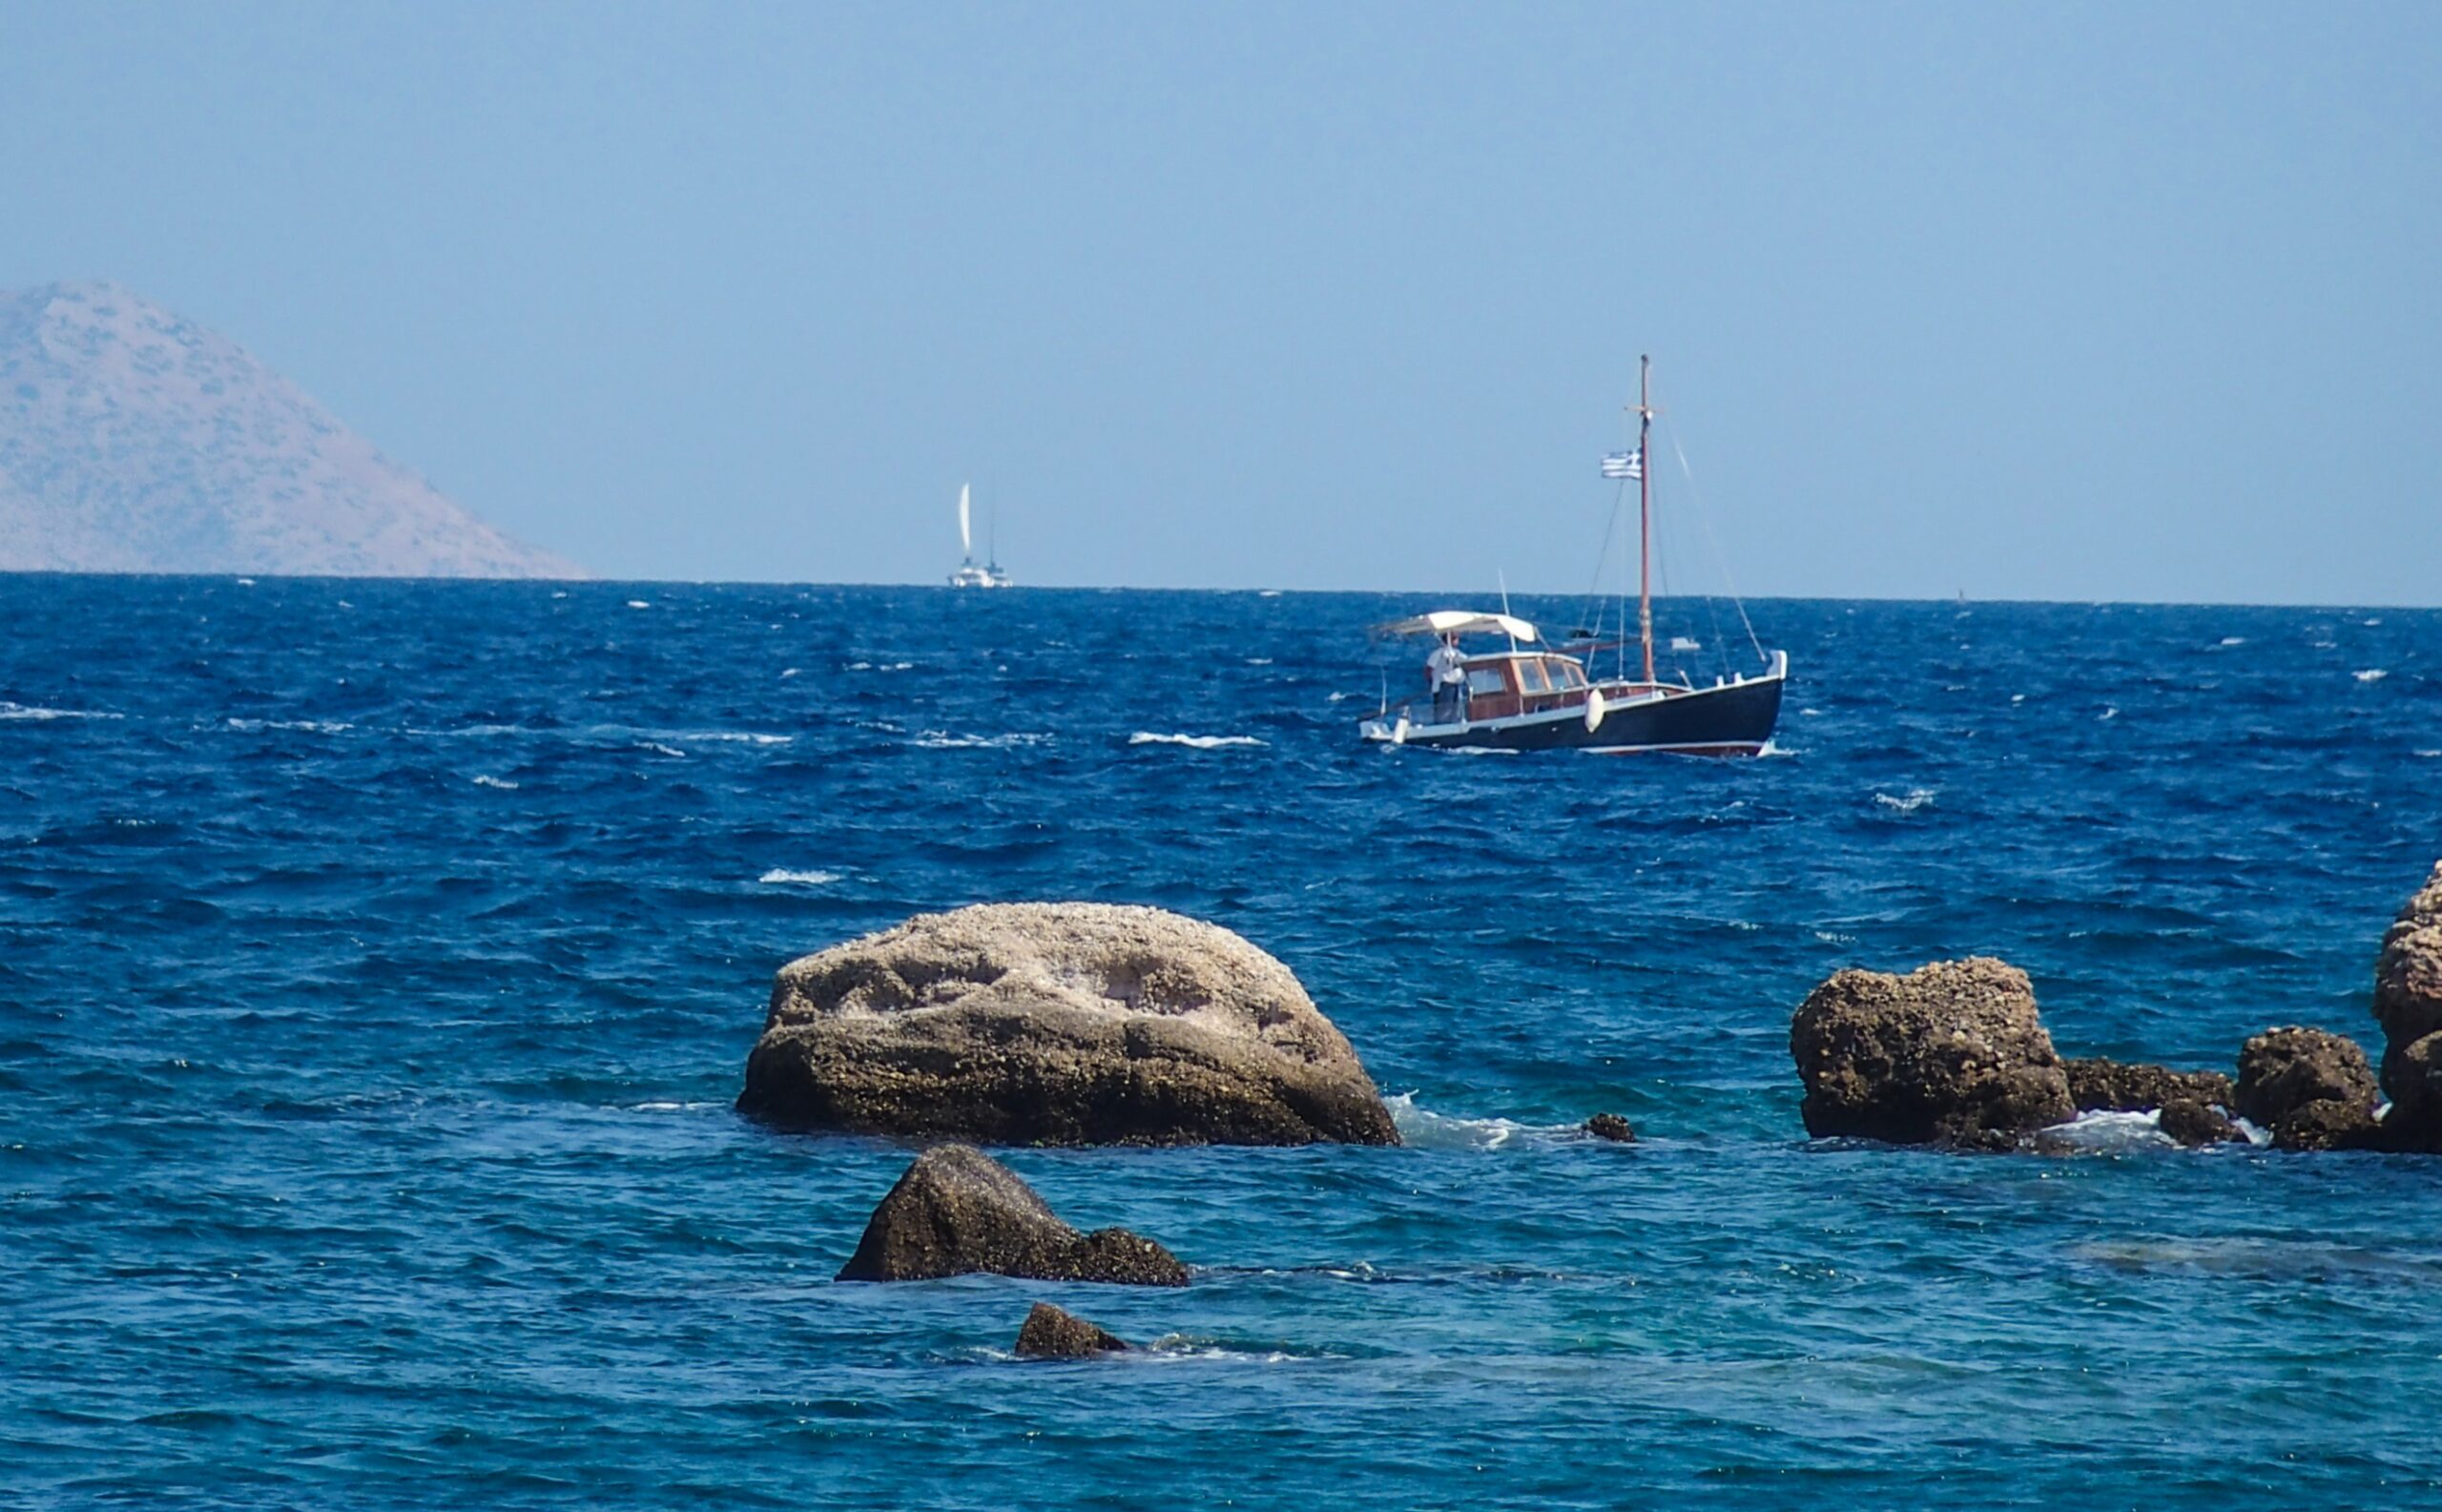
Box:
left=1667, top=426, right=1767, bottom=669
left=1580, top=480, right=1625, bottom=637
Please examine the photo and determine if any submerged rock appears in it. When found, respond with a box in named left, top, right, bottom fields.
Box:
left=1790, top=958, right=2077, bottom=1149
left=2234, top=1026, right=2379, bottom=1150
left=1014, top=1302, right=1131, bottom=1358
left=2372, top=861, right=2442, bottom=1151
left=836, top=1145, right=1189, bottom=1286
left=738, top=902, right=1399, bottom=1147
left=2062, top=1058, right=2235, bottom=1115
left=1583, top=1113, right=1637, bottom=1143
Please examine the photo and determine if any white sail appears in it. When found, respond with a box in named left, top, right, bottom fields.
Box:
left=958, top=484, right=972, bottom=557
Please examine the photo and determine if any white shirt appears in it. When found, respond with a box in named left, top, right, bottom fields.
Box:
left=1426, top=644, right=1467, bottom=686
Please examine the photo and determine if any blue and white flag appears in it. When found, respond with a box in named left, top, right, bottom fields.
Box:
left=1601, top=449, right=1644, bottom=481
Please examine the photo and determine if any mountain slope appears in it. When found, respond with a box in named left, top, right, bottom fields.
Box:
left=0, top=281, right=578, bottom=577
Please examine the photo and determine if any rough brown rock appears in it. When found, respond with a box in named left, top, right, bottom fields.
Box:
left=2372, top=861, right=2442, bottom=1151
left=1790, top=958, right=2077, bottom=1149
left=2234, top=1026, right=2379, bottom=1144
left=2157, top=1097, right=2244, bottom=1148
left=1013, top=1302, right=1130, bottom=1358
left=1583, top=1113, right=1637, bottom=1143
left=2270, top=1097, right=2381, bottom=1152
left=2062, top=1058, right=2235, bottom=1114
left=2378, top=1031, right=2442, bottom=1149
left=836, top=1145, right=1189, bottom=1286
left=738, top=902, right=1398, bottom=1147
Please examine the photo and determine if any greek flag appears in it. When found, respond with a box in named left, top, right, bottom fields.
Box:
left=1601, top=449, right=1643, bottom=481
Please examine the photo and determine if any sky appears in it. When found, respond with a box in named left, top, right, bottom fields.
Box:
left=3, top=1, right=2437, bottom=602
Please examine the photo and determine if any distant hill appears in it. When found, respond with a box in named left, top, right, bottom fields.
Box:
left=0, top=280, right=579, bottom=577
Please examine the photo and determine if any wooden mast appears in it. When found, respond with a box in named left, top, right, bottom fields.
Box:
left=1636, top=354, right=1654, bottom=685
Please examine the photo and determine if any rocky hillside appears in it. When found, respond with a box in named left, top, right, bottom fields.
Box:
left=0, top=281, right=578, bottom=577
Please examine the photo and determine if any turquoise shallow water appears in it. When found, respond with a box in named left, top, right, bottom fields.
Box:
left=3, top=577, right=2439, bottom=1508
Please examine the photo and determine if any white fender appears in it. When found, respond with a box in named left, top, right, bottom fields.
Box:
left=1392, top=715, right=1410, bottom=746
left=1583, top=689, right=1606, bottom=733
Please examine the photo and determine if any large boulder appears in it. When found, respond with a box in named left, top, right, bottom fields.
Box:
left=738, top=902, right=1399, bottom=1147
left=836, top=1144, right=1189, bottom=1286
left=2372, top=861, right=2442, bottom=1151
left=2234, top=1026, right=2379, bottom=1150
left=1790, top=958, right=2077, bottom=1149
left=1014, top=1302, right=1131, bottom=1358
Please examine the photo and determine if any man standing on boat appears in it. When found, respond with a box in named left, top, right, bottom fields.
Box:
left=1427, top=632, right=1467, bottom=725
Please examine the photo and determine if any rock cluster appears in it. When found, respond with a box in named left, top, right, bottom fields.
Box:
left=836, top=1145, right=1188, bottom=1286
left=739, top=902, right=1399, bottom=1148
left=2372, top=860, right=2442, bottom=1151
left=1790, top=958, right=2076, bottom=1149
left=1013, top=1303, right=1130, bottom=1358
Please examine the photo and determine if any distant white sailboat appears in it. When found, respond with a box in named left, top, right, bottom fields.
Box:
left=947, top=483, right=1012, bottom=589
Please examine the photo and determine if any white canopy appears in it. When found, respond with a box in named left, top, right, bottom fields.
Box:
left=1373, top=610, right=1539, bottom=643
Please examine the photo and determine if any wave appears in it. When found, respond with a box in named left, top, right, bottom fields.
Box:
left=847, top=661, right=915, bottom=672
left=1128, top=733, right=1267, bottom=750
left=471, top=774, right=519, bottom=790
left=1874, top=788, right=1935, bottom=814
left=758, top=868, right=841, bottom=886
left=639, top=741, right=688, bottom=758
left=2354, top=669, right=2388, bottom=683
left=1385, top=1092, right=1572, bottom=1150
left=0, top=701, right=123, bottom=721
left=2218, top=636, right=2246, bottom=647
left=226, top=717, right=352, bottom=734
left=626, top=599, right=652, bottom=610
left=918, top=731, right=1054, bottom=750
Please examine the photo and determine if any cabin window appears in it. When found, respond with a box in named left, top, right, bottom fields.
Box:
left=1546, top=659, right=1585, bottom=689
left=1465, top=666, right=1508, bottom=696
left=1515, top=659, right=1551, bottom=694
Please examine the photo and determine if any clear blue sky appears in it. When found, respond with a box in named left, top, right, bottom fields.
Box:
left=5, top=1, right=2436, bottom=601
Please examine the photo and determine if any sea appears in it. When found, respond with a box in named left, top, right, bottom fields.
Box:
left=4, top=575, right=2439, bottom=1509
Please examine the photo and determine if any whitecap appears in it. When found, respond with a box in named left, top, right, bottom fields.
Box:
left=1257, top=590, right=1282, bottom=597
left=2036, top=1108, right=2180, bottom=1154
left=1874, top=788, right=1935, bottom=814
left=1756, top=740, right=1795, bottom=757
left=780, top=667, right=800, bottom=678
left=0, top=702, right=123, bottom=721
left=2354, top=669, right=2388, bottom=683
left=1812, top=928, right=1857, bottom=945
left=471, top=774, right=519, bottom=790
left=1128, top=732, right=1267, bottom=750
left=237, top=576, right=256, bottom=587
left=2218, top=635, right=2245, bottom=647
left=1384, top=1092, right=1568, bottom=1150
left=2417, top=749, right=2442, bottom=760
left=1246, top=657, right=1273, bottom=666
left=917, top=731, right=1053, bottom=750
left=1800, top=707, right=1824, bottom=716
left=226, top=717, right=352, bottom=735
left=2099, top=706, right=2119, bottom=720
left=758, top=868, right=841, bottom=886
left=2011, top=693, right=2027, bottom=704
left=627, top=599, right=652, bottom=610
left=627, top=1100, right=720, bottom=1112
left=639, top=741, right=687, bottom=758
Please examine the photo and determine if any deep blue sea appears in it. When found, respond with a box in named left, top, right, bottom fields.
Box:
left=5, top=576, right=2440, bottom=1509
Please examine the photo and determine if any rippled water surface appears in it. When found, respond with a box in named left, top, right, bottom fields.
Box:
left=5, top=577, right=2440, bottom=1508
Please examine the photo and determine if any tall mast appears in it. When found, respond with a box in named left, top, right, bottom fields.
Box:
left=1636, top=355, right=1654, bottom=685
